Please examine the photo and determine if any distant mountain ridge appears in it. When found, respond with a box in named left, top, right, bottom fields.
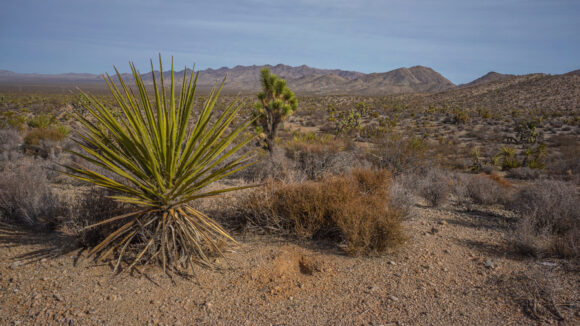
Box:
left=3, top=65, right=578, bottom=95
left=0, top=64, right=454, bottom=95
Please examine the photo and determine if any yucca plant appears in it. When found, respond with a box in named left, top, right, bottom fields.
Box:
left=65, top=57, right=255, bottom=274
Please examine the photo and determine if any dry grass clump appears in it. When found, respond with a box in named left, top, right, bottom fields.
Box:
left=508, top=179, right=579, bottom=258
left=239, top=169, right=405, bottom=255
left=23, top=127, right=67, bottom=145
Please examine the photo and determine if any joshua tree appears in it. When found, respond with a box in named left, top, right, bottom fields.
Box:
left=65, top=57, right=255, bottom=274
left=253, top=68, right=297, bottom=152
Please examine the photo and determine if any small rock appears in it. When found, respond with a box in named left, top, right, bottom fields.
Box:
left=438, top=220, right=448, bottom=226
left=10, top=261, right=23, bottom=269
left=387, top=261, right=396, bottom=266
left=430, top=227, right=439, bottom=234
left=443, top=249, right=451, bottom=254
left=53, top=293, right=64, bottom=302
left=388, top=295, right=399, bottom=302
left=484, top=259, right=497, bottom=269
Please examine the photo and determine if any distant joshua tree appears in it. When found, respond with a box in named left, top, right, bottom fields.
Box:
left=253, top=68, right=298, bottom=152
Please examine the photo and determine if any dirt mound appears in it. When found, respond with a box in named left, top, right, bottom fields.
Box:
left=244, top=245, right=332, bottom=299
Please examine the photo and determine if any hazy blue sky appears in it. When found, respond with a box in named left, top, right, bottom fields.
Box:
left=1, top=0, right=579, bottom=83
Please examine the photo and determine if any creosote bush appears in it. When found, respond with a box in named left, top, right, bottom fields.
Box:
left=238, top=169, right=405, bottom=255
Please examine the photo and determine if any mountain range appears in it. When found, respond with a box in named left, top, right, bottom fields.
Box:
left=0, top=65, right=454, bottom=95
left=0, top=65, right=578, bottom=96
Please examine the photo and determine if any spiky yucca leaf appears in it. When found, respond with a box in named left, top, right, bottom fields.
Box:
left=66, top=57, right=255, bottom=273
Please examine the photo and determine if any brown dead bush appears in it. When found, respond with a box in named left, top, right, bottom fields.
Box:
left=238, top=169, right=405, bottom=255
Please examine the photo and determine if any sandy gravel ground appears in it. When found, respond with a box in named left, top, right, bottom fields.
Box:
left=1, top=200, right=578, bottom=326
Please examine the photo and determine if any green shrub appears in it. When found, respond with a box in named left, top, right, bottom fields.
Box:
left=496, top=146, right=520, bottom=170
left=451, top=108, right=469, bottom=124
left=27, top=113, right=56, bottom=129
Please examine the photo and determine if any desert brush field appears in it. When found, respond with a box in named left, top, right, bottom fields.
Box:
left=0, top=67, right=579, bottom=326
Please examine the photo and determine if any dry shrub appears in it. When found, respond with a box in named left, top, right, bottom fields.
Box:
left=389, top=174, right=417, bottom=219
left=0, top=163, right=66, bottom=229
left=465, top=173, right=513, bottom=205
left=418, top=169, right=451, bottom=207
left=0, top=128, right=23, bottom=162
left=493, top=270, right=574, bottom=323
left=369, top=132, right=427, bottom=175
left=23, top=127, right=67, bottom=145
left=506, top=167, right=544, bottom=180
left=508, top=180, right=579, bottom=258
left=239, top=169, right=404, bottom=255
left=59, top=188, right=128, bottom=247
left=235, top=148, right=298, bottom=182
left=285, top=137, right=366, bottom=180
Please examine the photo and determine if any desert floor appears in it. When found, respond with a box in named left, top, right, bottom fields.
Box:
left=1, top=195, right=578, bottom=326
